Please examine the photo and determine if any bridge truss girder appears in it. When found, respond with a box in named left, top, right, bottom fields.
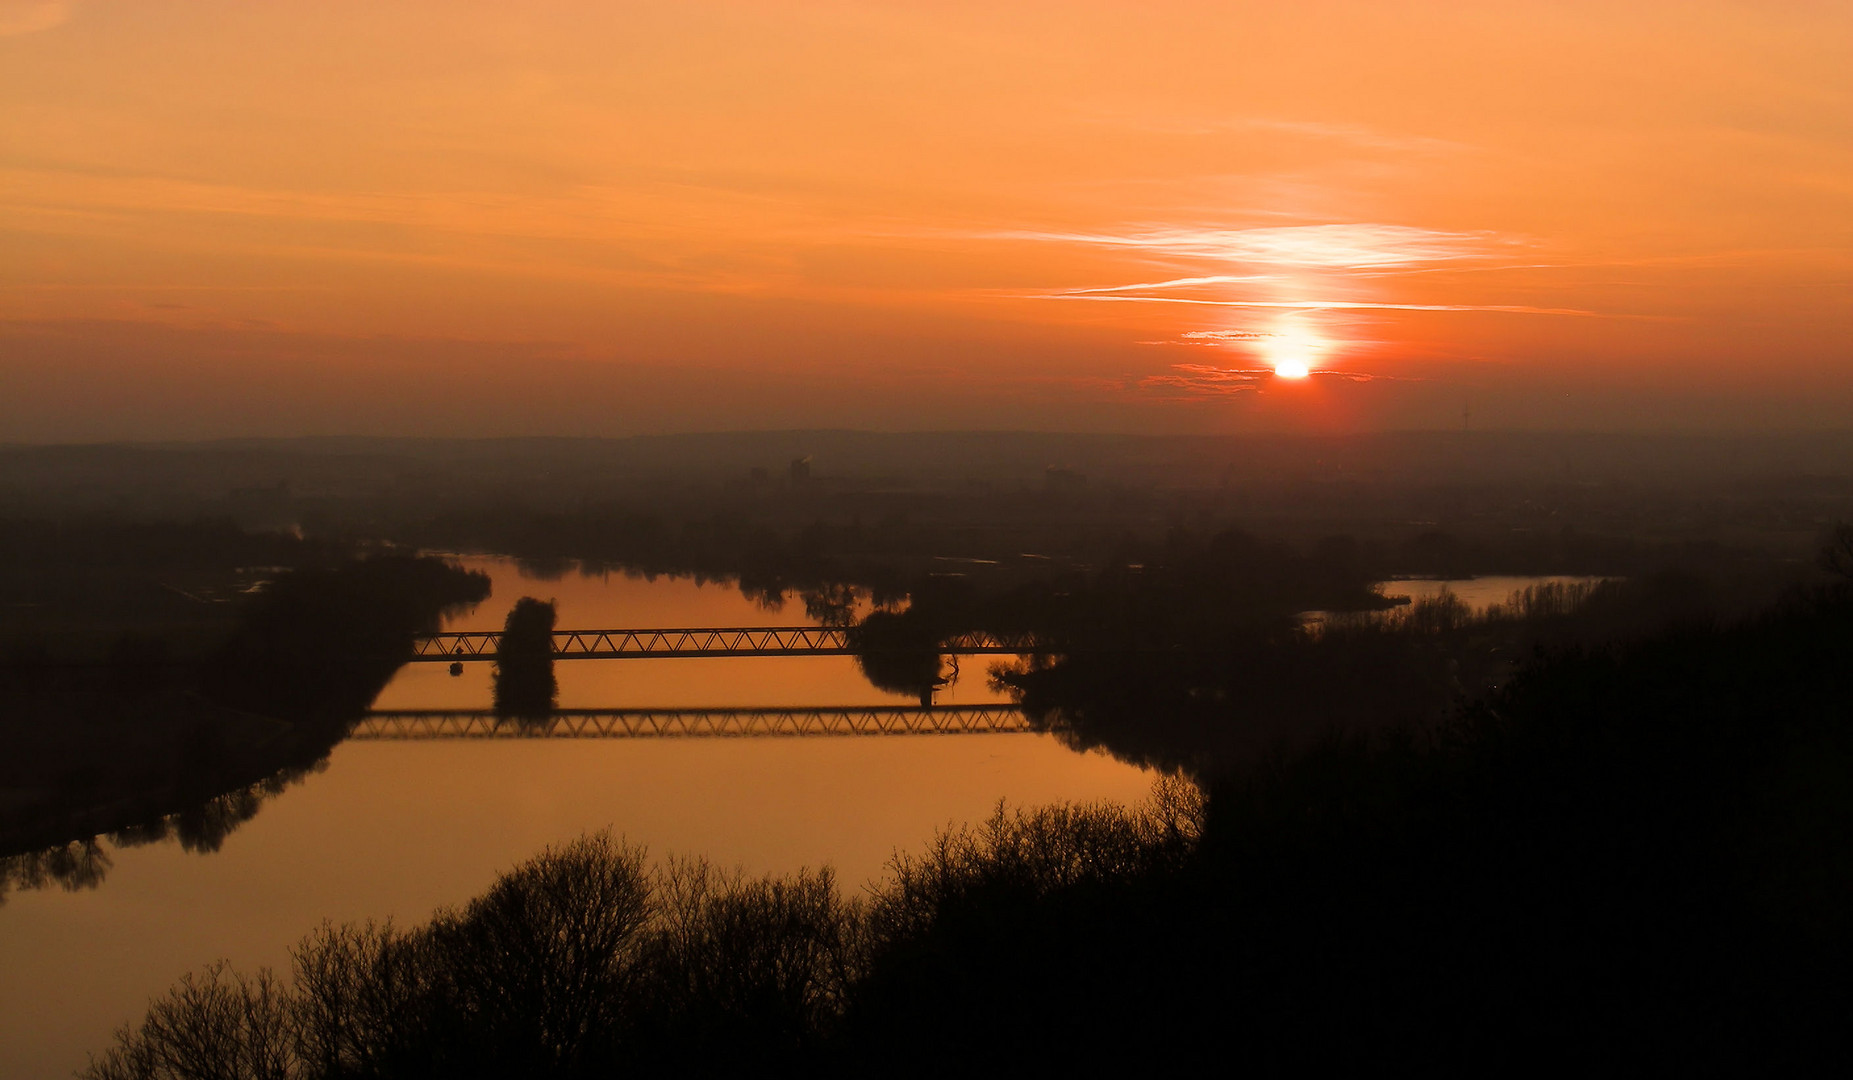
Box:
left=353, top=706, right=1034, bottom=739
left=406, top=627, right=1040, bottom=661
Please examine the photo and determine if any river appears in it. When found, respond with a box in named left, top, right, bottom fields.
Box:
left=0, top=557, right=1155, bottom=1079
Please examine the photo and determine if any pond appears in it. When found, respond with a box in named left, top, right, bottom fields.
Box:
left=0, top=557, right=1155, bottom=1079
left=1299, top=575, right=1616, bottom=632
left=1374, top=575, right=1616, bottom=612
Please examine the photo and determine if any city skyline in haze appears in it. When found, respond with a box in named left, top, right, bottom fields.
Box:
left=3, top=1, right=1850, bottom=441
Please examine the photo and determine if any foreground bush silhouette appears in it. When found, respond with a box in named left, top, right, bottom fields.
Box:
left=82, top=587, right=1853, bottom=1075
left=84, top=789, right=1198, bottom=1080
left=642, top=860, right=853, bottom=1069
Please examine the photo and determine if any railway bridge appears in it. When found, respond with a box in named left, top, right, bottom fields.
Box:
left=354, top=706, right=1034, bottom=739
left=406, top=626, right=1039, bottom=662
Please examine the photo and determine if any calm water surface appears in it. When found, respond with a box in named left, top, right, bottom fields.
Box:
left=1300, top=575, right=1615, bottom=632
left=1376, top=575, right=1614, bottom=612
left=0, top=558, right=1153, bottom=1078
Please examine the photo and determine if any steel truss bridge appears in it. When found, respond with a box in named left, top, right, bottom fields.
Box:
left=406, top=626, right=1039, bottom=662
left=353, top=706, right=1033, bottom=740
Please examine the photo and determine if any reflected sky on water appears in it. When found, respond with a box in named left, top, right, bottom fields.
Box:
left=372, top=556, right=1012, bottom=710
left=0, top=557, right=1150, bottom=1078
left=1376, top=575, right=1615, bottom=613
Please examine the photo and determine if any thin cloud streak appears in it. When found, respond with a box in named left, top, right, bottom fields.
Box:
left=995, top=223, right=1505, bottom=269
left=1029, top=294, right=1604, bottom=316
left=0, top=1, right=71, bottom=37
left=1056, top=275, right=1276, bottom=294
left=1078, top=111, right=1466, bottom=155
left=1137, top=363, right=1422, bottom=401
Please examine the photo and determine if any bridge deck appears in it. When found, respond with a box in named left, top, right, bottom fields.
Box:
left=407, top=626, right=1038, bottom=661
left=355, top=706, right=1033, bottom=739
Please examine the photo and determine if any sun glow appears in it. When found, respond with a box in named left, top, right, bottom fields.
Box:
left=1261, top=321, right=1325, bottom=379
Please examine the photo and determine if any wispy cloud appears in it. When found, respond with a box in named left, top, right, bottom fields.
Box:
left=1059, top=274, right=1275, bottom=294
left=1037, top=293, right=1599, bottom=316
left=1230, top=119, right=1466, bottom=155
left=1081, top=113, right=1466, bottom=156
left=1140, top=364, right=1272, bottom=397
left=998, top=223, right=1502, bottom=270
left=1179, top=329, right=1267, bottom=343
left=1025, top=223, right=1547, bottom=393
left=1138, top=363, right=1419, bottom=400
left=0, top=1, right=73, bottom=37
left=1001, top=223, right=1620, bottom=327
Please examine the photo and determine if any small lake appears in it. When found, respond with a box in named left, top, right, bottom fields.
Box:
left=0, top=557, right=1155, bottom=1079
left=1299, top=575, right=1616, bottom=631
left=1374, top=575, right=1615, bottom=612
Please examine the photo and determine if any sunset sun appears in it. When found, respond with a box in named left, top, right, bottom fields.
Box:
left=2, top=3, right=1848, bottom=1072
left=1262, top=322, right=1324, bottom=379
left=1273, top=354, right=1312, bottom=379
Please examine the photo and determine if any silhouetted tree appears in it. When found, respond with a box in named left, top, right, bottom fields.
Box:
left=847, top=609, right=944, bottom=699
left=494, top=597, right=557, bottom=719
left=1819, top=521, right=1853, bottom=580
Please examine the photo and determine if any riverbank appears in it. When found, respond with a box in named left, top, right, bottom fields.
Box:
left=0, top=555, right=491, bottom=889
left=84, top=583, right=1853, bottom=1073
left=0, top=691, right=294, bottom=858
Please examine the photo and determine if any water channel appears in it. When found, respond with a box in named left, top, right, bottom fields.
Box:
left=0, top=557, right=1155, bottom=1079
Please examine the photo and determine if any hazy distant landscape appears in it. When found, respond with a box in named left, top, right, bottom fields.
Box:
left=6, top=2, right=1853, bottom=1076
left=3, top=430, right=1850, bottom=1073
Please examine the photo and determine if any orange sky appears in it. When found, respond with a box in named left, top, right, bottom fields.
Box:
left=3, top=1, right=1850, bottom=438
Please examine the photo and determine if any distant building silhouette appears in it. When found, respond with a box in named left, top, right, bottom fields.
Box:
left=789, top=456, right=813, bottom=484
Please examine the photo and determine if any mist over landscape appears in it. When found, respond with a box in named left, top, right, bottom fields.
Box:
left=5, top=3, right=1853, bottom=1077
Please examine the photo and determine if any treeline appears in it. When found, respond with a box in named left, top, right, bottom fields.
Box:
left=405, top=506, right=919, bottom=606
left=84, top=787, right=1202, bottom=1080
left=399, top=487, right=1799, bottom=613
left=836, top=518, right=1806, bottom=762
left=844, top=526, right=1393, bottom=696
left=0, top=517, right=326, bottom=577
left=404, top=497, right=1799, bottom=664
left=87, top=583, right=1853, bottom=1072
left=1392, top=523, right=1710, bottom=577
left=0, top=555, right=489, bottom=886
left=198, top=556, right=489, bottom=725
left=1004, top=569, right=1773, bottom=772
left=0, top=516, right=342, bottom=669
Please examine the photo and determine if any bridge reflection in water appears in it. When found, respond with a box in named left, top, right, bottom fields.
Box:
left=354, top=706, right=1033, bottom=740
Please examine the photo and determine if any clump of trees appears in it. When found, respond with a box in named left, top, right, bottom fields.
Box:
left=3, top=556, right=490, bottom=891
left=994, top=566, right=1803, bottom=773
left=493, top=597, right=557, bottom=719
left=201, top=556, right=490, bottom=725
left=72, top=548, right=1853, bottom=1075
left=84, top=785, right=1200, bottom=1079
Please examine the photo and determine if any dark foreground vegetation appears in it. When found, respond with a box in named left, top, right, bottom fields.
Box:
left=999, top=569, right=1777, bottom=771
left=9, top=438, right=1853, bottom=1071
left=2, top=546, right=488, bottom=892
left=88, top=580, right=1853, bottom=1074
left=84, top=792, right=1201, bottom=1080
